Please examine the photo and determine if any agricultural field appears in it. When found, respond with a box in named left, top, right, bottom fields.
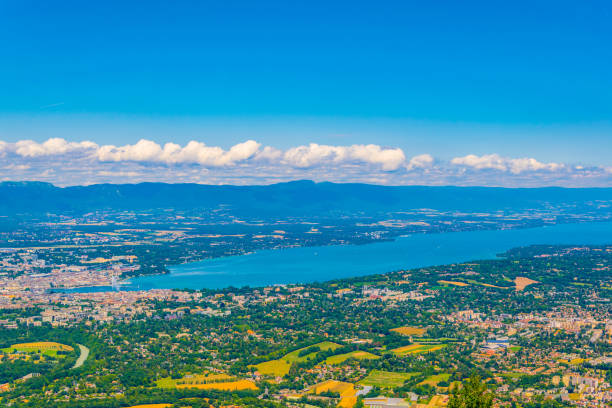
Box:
left=157, top=373, right=234, bottom=388
left=514, top=276, right=539, bottom=291
left=427, top=395, right=450, bottom=407
left=359, top=370, right=420, bottom=388
left=390, top=326, right=427, bottom=336
left=465, top=280, right=511, bottom=289
left=412, top=337, right=458, bottom=343
left=174, top=379, right=257, bottom=391
left=437, top=280, right=469, bottom=287
left=325, top=350, right=379, bottom=365
left=419, top=373, right=451, bottom=387
left=254, top=341, right=342, bottom=377
left=1, top=342, right=74, bottom=358
left=125, top=405, right=172, bottom=408
left=338, top=396, right=357, bottom=408
left=253, top=359, right=291, bottom=377
left=310, top=380, right=357, bottom=408
left=310, top=379, right=355, bottom=397
left=391, top=343, right=446, bottom=355
left=282, top=341, right=341, bottom=363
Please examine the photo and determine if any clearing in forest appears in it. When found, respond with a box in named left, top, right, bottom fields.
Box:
left=514, top=277, right=539, bottom=291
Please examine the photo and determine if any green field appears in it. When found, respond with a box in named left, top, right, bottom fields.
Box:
left=358, top=370, right=420, bottom=388
left=391, top=343, right=447, bottom=355
left=325, top=351, right=379, bottom=365
left=412, top=337, right=459, bottom=343
left=1, top=347, right=60, bottom=357
left=419, top=373, right=451, bottom=386
left=1, top=342, right=73, bottom=358
left=253, top=341, right=342, bottom=377
left=282, top=341, right=341, bottom=363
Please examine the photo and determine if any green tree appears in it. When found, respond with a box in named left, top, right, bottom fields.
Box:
left=448, top=375, right=493, bottom=408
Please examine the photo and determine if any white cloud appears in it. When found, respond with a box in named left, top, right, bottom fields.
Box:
left=97, top=139, right=162, bottom=162
left=97, top=139, right=261, bottom=166
left=0, top=138, right=609, bottom=187
left=4, top=164, right=30, bottom=171
left=14, top=138, right=98, bottom=157
left=97, top=170, right=142, bottom=178
left=254, top=146, right=283, bottom=161
left=348, top=144, right=406, bottom=171
left=282, top=143, right=405, bottom=171
left=451, top=154, right=507, bottom=171
left=283, top=143, right=344, bottom=168
left=406, top=154, right=434, bottom=170
left=451, top=153, right=563, bottom=174
left=0, top=138, right=411, bottom=171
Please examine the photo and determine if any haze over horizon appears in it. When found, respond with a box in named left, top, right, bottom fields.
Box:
left=1, top=0, right=611, bottom=187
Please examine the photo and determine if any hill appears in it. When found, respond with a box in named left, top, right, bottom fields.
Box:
left=1, top=180, right=611, bottom=216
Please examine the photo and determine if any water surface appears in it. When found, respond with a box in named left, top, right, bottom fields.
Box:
left=123, top=221, right=612, bottom=290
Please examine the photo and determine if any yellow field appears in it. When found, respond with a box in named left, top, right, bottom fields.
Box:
left=514, top=277, right=538, bottom=291
left=325, top=351, right=379, bottom=365
left=390, top=326, right=427, bottom=336
left=427, top=395, right=449, bottom=407
left=157, top=373, right=234, bottom=388
left=252, top=341, right=341, bottom=378
left=480, top=283, right=510, bottom=289
left=175, top=379, right=257, bottom=391
left=557, top=358, right=587, bottom=366
left=10, top=342, right=73, bottom=352
left=391, top=344, right=446, bottom=355
left=310, top=380, right=356, bottom=397
left=437, top=280, right=469, bottom=287
left=125, top=405, right=172, bottom=408
left=254, top=359, right=291, bottom=376
left=338, top=396, right=357, bottom=407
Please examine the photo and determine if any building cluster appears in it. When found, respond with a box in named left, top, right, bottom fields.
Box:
left=0, top=248, right=139, bottom=294
left=0, top=289, right=200, bottom=327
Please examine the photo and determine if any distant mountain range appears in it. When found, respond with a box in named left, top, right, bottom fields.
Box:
left=1, top=180, right=612, bottom=216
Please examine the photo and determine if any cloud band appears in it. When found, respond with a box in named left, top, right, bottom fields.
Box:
left=0, top=138, right=609, bottom=187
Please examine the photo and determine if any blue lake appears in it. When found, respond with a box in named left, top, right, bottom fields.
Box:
left=119, top=221, right=612, bottom=290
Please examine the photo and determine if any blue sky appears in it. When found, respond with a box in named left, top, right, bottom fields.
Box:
left=0, top=0, right=611, bottom=186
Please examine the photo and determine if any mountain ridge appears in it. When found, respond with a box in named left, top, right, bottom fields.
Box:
left=2, top=180, right=612, bottom=215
